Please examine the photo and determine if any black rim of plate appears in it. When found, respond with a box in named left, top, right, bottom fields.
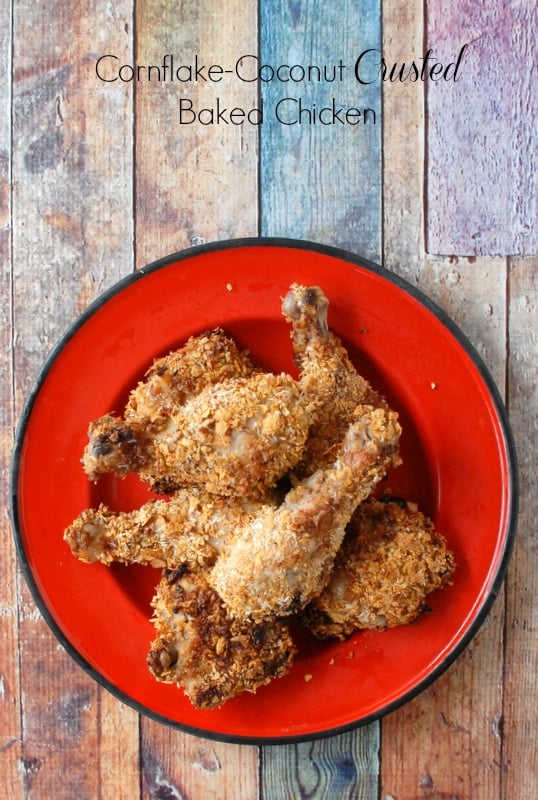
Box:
left=10, top=236, right=519, bottom=745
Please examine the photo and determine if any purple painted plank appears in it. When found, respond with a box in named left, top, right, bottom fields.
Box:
left=426, top=1, right=537, bottom=257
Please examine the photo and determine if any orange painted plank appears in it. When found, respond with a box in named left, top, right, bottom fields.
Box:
left=134, top=3, right=260, bottom=796
left=10, top=1, right=139, bottom=797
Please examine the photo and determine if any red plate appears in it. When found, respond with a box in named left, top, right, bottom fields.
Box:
left=11, top=239, right=518, bottom=742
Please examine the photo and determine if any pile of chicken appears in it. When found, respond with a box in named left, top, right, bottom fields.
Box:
left=64, top=284, right=455, bottom=709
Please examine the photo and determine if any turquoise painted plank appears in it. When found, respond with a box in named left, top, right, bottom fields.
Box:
left=258, top=2, right=382, bottom=797
left=426, top=0, right=537, bottom=256
left=259, top=0, right=382, bottom=262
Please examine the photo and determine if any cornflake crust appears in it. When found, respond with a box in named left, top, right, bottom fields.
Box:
left=301, top=497, right=456, bottom=639
left=64, top=284, right=457, bottom=709
left=147, top=566, right=296, bottom=709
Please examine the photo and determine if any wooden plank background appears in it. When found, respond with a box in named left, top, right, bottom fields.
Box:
left=260, top=0, right=382, bottom=261
left=2, top=1, right=536, bottom=798
left=426, top=0, right=537, bottom=257
left=259, top=3, right=381, bottom=797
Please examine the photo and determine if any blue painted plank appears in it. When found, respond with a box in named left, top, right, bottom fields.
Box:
left=258, top=2, right=382, bottom=797
left=260, top=0, right=383, bottom=263
left=262, top=732, right=381, bottom=800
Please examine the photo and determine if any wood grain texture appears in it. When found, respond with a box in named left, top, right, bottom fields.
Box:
left=3, top=1, right=537, bottom=798
left=0, top=0, right=22, bottom=795
left=426, top=0, right=537, bottom=257
left=141, top=732, right=259, bottom=800
left=262, top=730, right=379, bottom=800
left=134, top=4, right=260, bottom=797
left=381, top=0, right=425, bottom=280
left=10, top=2, right=138, bottom=798
left=134, top=0, right=259, bottom=268
left=503, top=256, right=538, bottom=799
left=260, top=0, right=382, bottom=261
left=98, top=692, right=140, bottom=800
left=259, top=0, right=382, bottom=793
left=381, top=1, right=511, bottom=798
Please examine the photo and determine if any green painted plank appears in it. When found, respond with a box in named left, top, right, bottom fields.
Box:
left=260, top=0, right=382, bottom=262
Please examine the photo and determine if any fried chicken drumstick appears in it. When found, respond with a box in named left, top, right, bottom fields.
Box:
left=63, top=489, right=240, bottom=571
left=65, top=405, right=400, bottom=618
left=63, top=283, right=457, bottom=710
left=282, top=284, right=388, bottom=478
left=301, top=497, right=456, bottom=638
left=147, top=567, right=296, bottom=709
left=209, top=405, right=401, bottom=621
left=82, top=328, right=312, bottom=497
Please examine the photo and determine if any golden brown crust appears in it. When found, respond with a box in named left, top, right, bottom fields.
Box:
left=209, top=405, right=401, bottom=621
left=125, top=326, right=259, bottom=423
left=65, top=285, right=457, bottom=709
left=82, top=329, right=312, bottom=497
left=63, top=490, right=251, bottom=570
left=282, top=284, right=387, bottom=478
left=301, top=497, right=456, bottom=638
left=67, top=405, right=401, bottom=623
left=133, top=372, right=312, bottom=496
left=147, top=567, right=296, bottom=709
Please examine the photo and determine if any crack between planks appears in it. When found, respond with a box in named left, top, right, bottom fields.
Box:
left=131, top=0, right=138, bottom=274
left=498, top=255, right=512, bottom=800
left=9, top=0, right=27, bottom=791
left=132, top=6, right=143, bottom=797
left=421, top=0, right=429, bottom=257
left=256, top=0, right=263, bottom=238
left=379, top=1, right=385, bottom=271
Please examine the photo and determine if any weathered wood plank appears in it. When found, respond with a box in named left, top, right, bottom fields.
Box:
left=261, top=732, right=379, bottom=800
left=381, top=1, right=508, bottom=797
left=381, top=0, right=425, bottom=283
left=134, top=0, right=259, bottom=269
left=141, top=735, right=259, bottom=800
left=382, top=605, right=505, bottom=799
left=426, top=0, right=537, bottom=257
left=381, top=271, right=508, bottom=799
left=11, top=2, right=139, bottom=798
left=11, top=3, right=135, bottom=366
left=260, top=0, right=382, bottom=262
left=98, top=691, right=141, bottom=800
left=135, top=3, right=260, bottom=796
left=0, top=0, right=23, bottom=795
left=503, top=255, right=538, bottom=798
left=259, top=1, right=381, bottom=795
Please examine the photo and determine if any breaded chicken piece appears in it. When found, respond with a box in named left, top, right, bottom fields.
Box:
left=125, top=326, right=259, bottom=421
left=301, top=497, right=456, bottom=638
left=282, top=284, right=387, bottom=478
left=63, top=489, right=247, bottom=571
left=83, top=359, right=313, bottom=497
left=66, top=406, right=400, bottom=620
left=209, top=405, right=401, bottom=621
left=147, top=567, right=296, bottom=709
left=82, top=327, right=258, bottom=485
